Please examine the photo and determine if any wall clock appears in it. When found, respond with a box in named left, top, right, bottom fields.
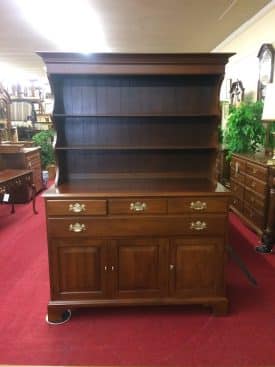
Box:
left=257, top=43, right=274, bottom=101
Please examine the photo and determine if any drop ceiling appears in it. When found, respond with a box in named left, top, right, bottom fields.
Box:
left=0, top=0, right=271, bottom=80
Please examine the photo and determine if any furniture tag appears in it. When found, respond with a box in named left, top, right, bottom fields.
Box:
left=235, top=162, right=239, bottom=174
left=3, top=193, right=10, bottom=202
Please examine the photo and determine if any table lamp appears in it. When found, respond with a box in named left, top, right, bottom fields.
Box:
left=262, top=83, right=275, bottom=162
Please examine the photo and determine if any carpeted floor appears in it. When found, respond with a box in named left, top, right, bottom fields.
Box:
left=1, top=194, right=275, bottom=366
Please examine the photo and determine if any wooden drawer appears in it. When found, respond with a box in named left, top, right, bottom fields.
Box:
left=244, top=189, right=265, bottom=212
left=108, top=198, right=167, bottom=215
left=230, top=179, right=244, bottom=199
left=243, top=204, right=265, bottom=230
left=46, top=199, right=107, bottom=216
left=230, top=169, right=245, bottom=184
left=246, top=161, right=267, bottom=181
left=231, top=196, right=243, bottom=213
left=245, top=175, right=267, bottom=196
left=47, top=215, right=227, bottom=238
left=168, top=197, right=228, bottom=214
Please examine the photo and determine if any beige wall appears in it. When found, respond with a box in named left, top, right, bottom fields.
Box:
left=215, top=2, right=275, bottom=101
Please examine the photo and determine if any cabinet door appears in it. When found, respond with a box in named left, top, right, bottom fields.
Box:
left=49, top=238, right=109, bottom=300
left=110, top=238, right=169, bottom=299
left=169, top=238, right=225, bottom=298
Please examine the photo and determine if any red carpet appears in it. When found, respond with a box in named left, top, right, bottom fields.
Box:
left=1, top=195, right=275, bottom=366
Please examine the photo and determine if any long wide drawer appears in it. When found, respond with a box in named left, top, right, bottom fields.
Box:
left=47, top=215, right=227, bottom=237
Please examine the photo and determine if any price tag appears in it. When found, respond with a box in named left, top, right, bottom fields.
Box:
left=3, top=193, right=10, bottom=202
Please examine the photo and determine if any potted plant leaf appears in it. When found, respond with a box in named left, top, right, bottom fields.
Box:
left=32, top=129, right=56, bottom=183
left=223, top=100, right=265, bottom=159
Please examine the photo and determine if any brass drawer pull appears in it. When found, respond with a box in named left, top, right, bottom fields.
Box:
left=69, top=223, right=86, bottom=232
left=130, top=201, right=147, bottom=212
left=190, top=201, right=207, bottom=210
left=190, top=221, right=207, bottom=231
left=69, top=203, right=86, bottom=213
left=251, top=182, right=256, bottom=188
left=252, top=168, right=257, bottom=174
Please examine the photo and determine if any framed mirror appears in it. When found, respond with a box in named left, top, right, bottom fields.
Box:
left=257, top=43, right=274, bottom=101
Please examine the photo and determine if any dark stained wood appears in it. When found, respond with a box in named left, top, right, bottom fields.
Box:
left=169, top=238, right=225, bottom=298
left=0, top=168, right=37, bottom=214
left=49, top=239, right=108, bottom=300
left=230, top=153, right=275, bottom=252
left=0, top=147, right=43, bottom=199
left=39, top=52, right=232, bottom=322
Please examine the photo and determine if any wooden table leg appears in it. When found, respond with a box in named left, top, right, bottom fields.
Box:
left=30, top=183, right=38, bottom=214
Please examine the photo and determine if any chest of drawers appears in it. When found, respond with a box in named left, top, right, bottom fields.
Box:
left=230, top=153, right=275, bottom=252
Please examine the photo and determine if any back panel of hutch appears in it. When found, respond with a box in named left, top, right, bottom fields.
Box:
left=38, top=53, right=233, bottom=323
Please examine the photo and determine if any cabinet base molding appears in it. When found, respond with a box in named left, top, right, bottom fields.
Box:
left=47, top=297, right=229, bottom=323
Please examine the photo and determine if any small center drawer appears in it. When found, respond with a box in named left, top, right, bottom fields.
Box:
left=46, top=199, right=107, bottom=216
left=168, top=197, right=228, bottom=214
left=108, top=198, right=167, bottom=215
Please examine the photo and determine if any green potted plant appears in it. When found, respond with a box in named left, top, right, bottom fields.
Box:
left=223, top=100, right=265, bottom=159
left=32, top=129, right=56, bottom=180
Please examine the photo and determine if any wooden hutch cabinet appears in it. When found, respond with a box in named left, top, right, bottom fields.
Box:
left=39, top=53, right=233, bottom=323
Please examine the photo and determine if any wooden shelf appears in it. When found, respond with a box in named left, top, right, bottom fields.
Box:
left=55, top=145, right=217, bottom=151
left=53, top=113, right=220, bottom=118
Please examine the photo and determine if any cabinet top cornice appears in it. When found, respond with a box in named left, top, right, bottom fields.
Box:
left=37, top=52, right=234, bottom=65
left=37, top=52, right=234, bottom=75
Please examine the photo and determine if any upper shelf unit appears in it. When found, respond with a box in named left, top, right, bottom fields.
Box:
left=38, top=52, right=234, bottom=185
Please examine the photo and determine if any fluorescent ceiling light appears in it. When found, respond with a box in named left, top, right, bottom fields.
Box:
left=14, top=0, right=110, bottom=52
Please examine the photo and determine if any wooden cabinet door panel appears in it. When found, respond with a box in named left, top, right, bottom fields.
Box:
left=169, top=238, right=225, bottom=298
left=111, top=238, right=169, bottom=299
left=50, top=239, right=108, bottom=300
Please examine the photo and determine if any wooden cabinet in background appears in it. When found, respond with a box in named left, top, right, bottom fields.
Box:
left=0, top=146, right=43, bottom=201
left=39, top=52, right=233, bottom=323
left=230, top=153, right=275, bottom=252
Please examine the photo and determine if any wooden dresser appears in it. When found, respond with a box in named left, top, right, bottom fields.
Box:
left=39, top=52, right=233, bottom=323
left=0, top=146, right=43, bottom=201
left=230, top=153, right=275, bottom=252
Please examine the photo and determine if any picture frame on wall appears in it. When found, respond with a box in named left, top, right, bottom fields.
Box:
left=257, top=43, right=274, bottom=101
